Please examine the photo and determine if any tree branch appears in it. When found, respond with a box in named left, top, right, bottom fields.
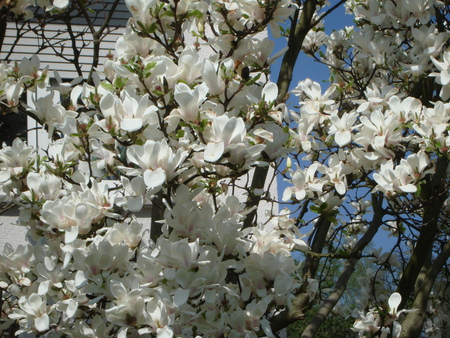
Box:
left=399, top=239, right=450, bottom=338
left=396, top=157, right=449, bottom=309
left=243, top=0, right=320, bottom=228
left=276, top=0, right=318, bottom=102
left=150, top=190, right=165, bottom=243
left=300, top=192, right=385, bottom=337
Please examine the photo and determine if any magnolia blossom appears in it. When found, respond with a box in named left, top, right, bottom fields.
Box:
left=431, top=51, right=450, bottom=100
left=126, top=140, right=188, bottom=189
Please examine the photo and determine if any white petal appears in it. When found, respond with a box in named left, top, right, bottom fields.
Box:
left=335, top=130, right=351, bottom=147
left=53, top=0, right=69, bottom=8
left=35, top=314, right=50, bottom=332
left=66, top=300, right=78, bottom=318
left=173, top=288, right=189, bottom=307
left=38, top=281, right=49, bottom=296
left=156, top=326, right=173, bottom=338
left=399, top=184, right=417, bottom=193
left=75, top=271, right=87, bottom=288
left=121, top=118, right=143, bottom=132
left=262, top=82, right=278, bottom=102
left=99, top=92, right=116, bottom=119
left=27, top=173, right=41, bottom=193
left=392, top=321, right=402, bottom=337
left=143, top=168, right=166, bottom=189
left=388, top=292, right=402, bottom=314
left=204, top=142, right=224, bottom=162
left=65, top=226, right=79, bottom=244
left=254, top=129, right=273, bottom=142
left=127, top=196, right=144, bottom=212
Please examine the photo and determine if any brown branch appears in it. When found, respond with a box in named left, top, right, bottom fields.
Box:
left=399, top=240, right=450, bottom=338
left=150, top=190, right=165, bottom=243
left=300, top=192, right=385, bottom=337
left=276, top=0, right=318, bottom=102
left=396, top=157, right=449, bottom=309
left=302, top=216, right=332, bottom=278
left=243, top=0, right=320, bottom=229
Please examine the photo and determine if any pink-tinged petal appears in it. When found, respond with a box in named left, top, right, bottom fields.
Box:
left=205, top=142, right=224, bottom=162
left=143, top=168, right=166, bottom=189
left=35, top=313, right=50, bottom=332
left=335, top=130, right=351, bottom=147
left=121, top=118, right=143, bottom=132
left=254, top=129, right=273, bottom=142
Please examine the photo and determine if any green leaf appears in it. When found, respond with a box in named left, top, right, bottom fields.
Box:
left=148, top=22, right=158, bottom=34
left=145, top=62, right=157, bottom=72
left=310, top=205, right=321, bottom=214
left=188, top=9, right=203, bottom=19
left=100, top=82, right=114, bottom=91
left=162, top=10, right=175, bottom=17
left=176, top=129, right=185, bottom=138
left=114, top=77, right=127, bottom=89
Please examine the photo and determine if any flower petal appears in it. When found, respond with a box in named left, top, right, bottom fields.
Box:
left=204, top=142, right=224, bottom=162
left=388, top=292, right=402, bottom=314
left=35, top=313, right=50, bottom=332
left=121, top=118, right=143, bottom=132
left=143, top=168, right=166, bottom=189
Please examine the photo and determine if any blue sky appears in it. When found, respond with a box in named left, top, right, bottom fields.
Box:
left=269, top=4, right=397, bottom=251
left=271, top=2, right=354, bottom=196
left=270, top=2, right=354, bottom=90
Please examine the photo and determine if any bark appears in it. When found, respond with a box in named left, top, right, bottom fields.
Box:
left=150, top=191, right=165, bottom=243
left=399, top=240, right=450, bottom=338
left=302, top=216, right=332, bottom=278
left=77, top=0, right=121, bottom=84
left=242, top=165, right=269, bottom=229
left=396, top=157, right=449, bottom=309
left=276, top=0, right=318, bottom=102
left=300, top=192, right=385, bottom=338
left=244, top=0, right=318, bottom=228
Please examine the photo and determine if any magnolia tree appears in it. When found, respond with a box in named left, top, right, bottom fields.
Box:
left=1, top=0, right=450, bottom=337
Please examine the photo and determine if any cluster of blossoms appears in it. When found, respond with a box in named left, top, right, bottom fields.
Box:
left=1, top=0, right=450, bottom=336
left=352, top=293, right=413, bottom=338
left=0, top=0, right=69, bottom=19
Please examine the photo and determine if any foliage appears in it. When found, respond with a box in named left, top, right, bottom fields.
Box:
left=287, top=306, right=356, bottom=337
left=0, top=0, right=449, bottom=337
